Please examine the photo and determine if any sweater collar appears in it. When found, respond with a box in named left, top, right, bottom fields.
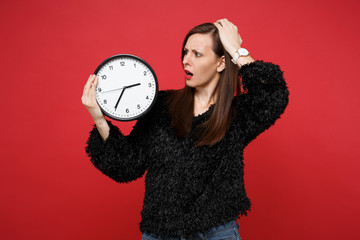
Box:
left=192, top=103, right=215, bottom=123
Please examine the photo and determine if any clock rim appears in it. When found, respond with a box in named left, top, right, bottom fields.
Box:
left=93, top=54, right=159, bottom=122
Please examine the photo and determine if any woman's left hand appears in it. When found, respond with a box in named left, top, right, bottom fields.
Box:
left=214, top=19, right=243, bottom=56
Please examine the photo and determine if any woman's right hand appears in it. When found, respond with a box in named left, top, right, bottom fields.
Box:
left=81, top=74, right=105, bottom=123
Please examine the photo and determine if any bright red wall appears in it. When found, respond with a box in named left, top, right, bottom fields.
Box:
left=1, top=0, right=359, bottom=239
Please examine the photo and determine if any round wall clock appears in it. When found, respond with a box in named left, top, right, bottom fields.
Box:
left=94, top=54, right=159, bottom=121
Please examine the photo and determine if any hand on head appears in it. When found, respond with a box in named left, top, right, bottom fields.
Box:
left=213, top=18, right=243, bottom=56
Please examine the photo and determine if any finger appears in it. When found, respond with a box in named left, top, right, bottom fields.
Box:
left=223, top=18, right=232, bottom=25
left=89, top=74, right=96, bottom=84
left=83, top=74, right=94, bottom=97
left=215, top=20, right=223, bottom=27
left=91, top=76, right=99, bottom=93
left=220, top=19, right=231, bottom=28
left=84, top=74, right=92, bottom=90
left=86, top=75, right=97, bottom=97
left=90, top=78, right=98, bottom=101
left=94, top=76, right=99, bottom=89
left=84, top=74, right=96, bottom=90
left=221, top=19, right=234, bottom=28
left=89, top=82, right=95, bottom=99
left=90, top=75, right=98, bottom=90
left=87, top=82, right=96, bottom=99
left=90, top=77, right=97, bottom=91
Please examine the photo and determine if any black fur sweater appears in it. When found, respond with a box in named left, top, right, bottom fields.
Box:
left=85, top=60, right=289, bottom=238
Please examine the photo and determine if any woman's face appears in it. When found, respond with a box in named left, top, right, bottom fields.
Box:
left=183, top=33, right=224, bottom=89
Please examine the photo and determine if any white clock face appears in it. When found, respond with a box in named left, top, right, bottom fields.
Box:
left=94, top=54, right=158, bottom=121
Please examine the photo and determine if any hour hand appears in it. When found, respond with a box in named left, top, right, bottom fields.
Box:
left=124, top=83, right=141, bottom=89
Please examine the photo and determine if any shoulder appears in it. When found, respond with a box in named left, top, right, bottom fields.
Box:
left=158, top=89, right=177, bottom=98
left=136, top=89, right=175, bottom=126
left=146, top=89, right=177, bottom=116
left=156, top=89, right=178, bottom=105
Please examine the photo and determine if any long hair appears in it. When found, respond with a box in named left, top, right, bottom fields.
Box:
left=167, top=22, right=241, bottom=147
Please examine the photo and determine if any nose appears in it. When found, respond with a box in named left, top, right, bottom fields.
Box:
left=183, top=52, right=191, bottom=66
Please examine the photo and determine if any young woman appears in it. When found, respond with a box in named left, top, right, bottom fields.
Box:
left=82, top=19, right=289, bottom=240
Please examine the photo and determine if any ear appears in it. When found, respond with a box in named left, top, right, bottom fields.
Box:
left=217, top=55, right=226, bottom=72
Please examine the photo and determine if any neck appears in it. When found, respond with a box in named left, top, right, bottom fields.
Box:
left=194, top=91, right=216, bottom=107
left=194, top=77, right=219, bottom=107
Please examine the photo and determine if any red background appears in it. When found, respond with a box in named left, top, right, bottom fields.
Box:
left=1, top=0, right=359, bottom=239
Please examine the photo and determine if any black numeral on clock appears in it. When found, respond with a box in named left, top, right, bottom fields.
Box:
left=134, top=63, right=136, bottom=68
left=109, top=65, right=113, bottom=70
left=103, top=99, right=107, bottom=104
left=146, top=95, right=149, bottom=100
left=120, top=61, right=125, bottom=66
left=148, top=83, right=152, bottom=87
left=126, top=108, right=129, bottom=113
left=101, top=75, right=107, bottom=80
left=143, top=71, right=147, bottom=76
left=137, top=104, right=140, bottom=109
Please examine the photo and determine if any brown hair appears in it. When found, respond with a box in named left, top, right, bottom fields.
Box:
left=167, top=22, right=241, bottom=147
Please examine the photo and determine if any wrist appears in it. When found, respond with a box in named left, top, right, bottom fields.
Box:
left=237, top=55, right=255, bottom=68
left=231, top=46, right=244, bottom=65
left=231, top=47, right=251, bottom=66
left=228, top=46, right=241, bottom=56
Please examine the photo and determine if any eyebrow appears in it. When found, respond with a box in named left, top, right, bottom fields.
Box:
left=183, top=47, right=202, bottom=52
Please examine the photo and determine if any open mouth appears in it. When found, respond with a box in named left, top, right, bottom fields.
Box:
left=185, top=70, right=193, bottom=79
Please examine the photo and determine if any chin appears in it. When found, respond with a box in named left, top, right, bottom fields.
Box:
left=186, top=80, right=209, bottom=90
left=185, top=79, right=195, bottom=88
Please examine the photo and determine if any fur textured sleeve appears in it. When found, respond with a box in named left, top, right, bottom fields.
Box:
left=85, top=116, right=150, bottom=183
left=235, top=60, right=290, bottom=146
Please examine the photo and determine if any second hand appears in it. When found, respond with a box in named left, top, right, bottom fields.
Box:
left=101, top=83, right=141, bottom=93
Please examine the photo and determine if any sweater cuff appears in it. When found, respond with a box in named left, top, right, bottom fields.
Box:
left=237, top=60, right=286, bottom=89
left=85, top=120, right=124, bottom=157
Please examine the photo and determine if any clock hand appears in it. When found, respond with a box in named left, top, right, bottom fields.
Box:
left=102, top=83, right=140, bottom=93
left=114, top=87, right=126, bottom=111
left=102, top=86, right=125, bottom=93
left=124, top=83, right=141, bottom=89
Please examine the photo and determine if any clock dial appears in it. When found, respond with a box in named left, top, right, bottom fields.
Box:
left=94, top=54, right=158, bottom=121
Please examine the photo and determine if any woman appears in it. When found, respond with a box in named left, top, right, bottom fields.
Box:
left=82, top=19, right=289, bottom=240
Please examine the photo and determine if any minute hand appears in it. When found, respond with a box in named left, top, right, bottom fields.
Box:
left=114, top=83, right=141, bottom=111
left=114, top=87, right=126, bottom=111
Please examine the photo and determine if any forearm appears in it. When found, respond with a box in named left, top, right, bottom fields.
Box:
left=235, top=60, right=290, bottom=146
left=85, top=120, right=147, bottom=183
left=94, top=117, right=110, bottom=143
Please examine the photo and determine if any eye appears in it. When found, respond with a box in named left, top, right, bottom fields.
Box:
left=195, top=52, right=201, bottom=57
left=184, top=49, right=188, bottom=55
